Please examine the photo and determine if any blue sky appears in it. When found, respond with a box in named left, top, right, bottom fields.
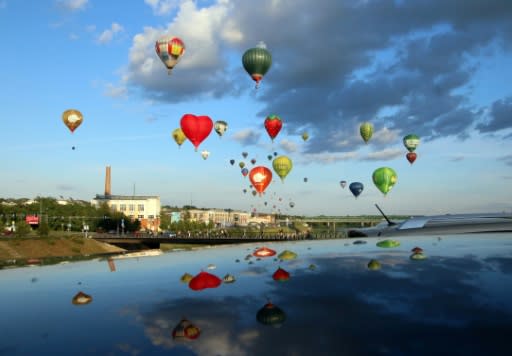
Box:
left=1, top=0, right=511, bottom=216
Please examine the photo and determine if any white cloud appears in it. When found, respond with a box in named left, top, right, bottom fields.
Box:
left=56, top=0, right=88, bottom=11
left=372, top=127, right=400, bottom=145
left=299, top=151, right=359, bottom=165
left=104, top=83, right=127, bottom=98
left=97, top=22, right=124, bottom=44
left=279, top=139, right=298, bottom=153
left=362, top=148, right=403, bottom=161
left=144, top=0, right=180, bottom=16
left=68, top=32, right=79, bottom=40
left=231, top=129, right=261, bottom=146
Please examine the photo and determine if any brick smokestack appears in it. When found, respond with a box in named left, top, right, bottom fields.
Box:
left=105, top=166, right=111, bottom=196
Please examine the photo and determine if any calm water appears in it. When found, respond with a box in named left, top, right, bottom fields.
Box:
left=1, top=234, right=512, bottom=355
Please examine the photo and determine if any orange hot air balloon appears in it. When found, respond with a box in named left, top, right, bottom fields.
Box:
left=253, top=246, right=276, bottom=257
left=62, top=109, right=83, bottom=133
left=249, top=166, right=272, bottom=196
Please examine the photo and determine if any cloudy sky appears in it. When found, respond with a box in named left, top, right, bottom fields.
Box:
left=0, top=0, right=511, bottom=215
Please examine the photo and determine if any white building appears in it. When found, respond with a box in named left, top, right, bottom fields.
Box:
left=187, top=209, right=250, bottom=227
left=91, top=194, right=161, bottom=232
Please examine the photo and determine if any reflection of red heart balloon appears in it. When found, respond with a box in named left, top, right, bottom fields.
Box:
left=180, top=114, right=213, bottom=151
left=249, top=166, right=272, bottom=196
left=253, top=246, right=276, bottom=257
left=272, top=267, right=290, bottom=281
left=406, top=152, right=417, bottom=165
left=264, top=115, right=282, bottom=141
left=188, top=271, right=222, bottom=291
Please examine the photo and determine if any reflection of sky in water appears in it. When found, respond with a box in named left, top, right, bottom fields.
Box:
left=0, top=234, right=511, bottom=355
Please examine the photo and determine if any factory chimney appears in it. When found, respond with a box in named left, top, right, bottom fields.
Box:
left=105, top=166, right=112, bottom=196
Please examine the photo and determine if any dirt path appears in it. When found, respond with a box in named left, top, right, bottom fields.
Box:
left=0, top=241, right=22, bottom=259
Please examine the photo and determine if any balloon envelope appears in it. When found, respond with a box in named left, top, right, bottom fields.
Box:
left=214, top=120, right=228, bottom=137
left=360, top=122, right=373, bottom=143
left=188, top=271, right=222, bottom=291
left=301, top=132, right=309, bottom=141
left=349, top=182, right=364, bottom=198
left=372, top=167, right=398, bottom=195
left=406, top=152, right=417, bottom=164
left=180, top=114, right=213, bottom=151
left=264, top=115, right=283, bottom=141
left=62, top=109, right=83, bottom=133
left=272, top=156, right=293, bottom=182
left=172, top=128, right=187, bottom=147
left=155, top=35, right=185, bottom=74
left=242, top=43, right=272, bottom=88
left=201, top=150, right=210, bottom=160
left=257, top=302, right=286, bottom=326
left=403, top=134, right=420, bottom=152
left=340, top=180, right=347, bottom=189
left=249, top=166, right=273, bottom=195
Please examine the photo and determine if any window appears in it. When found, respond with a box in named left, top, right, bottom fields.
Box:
left=129, top=204, right=135, bottom=212
left=148, top=215, right=154, bottom=219
left=138, top=215, right=144, bottom=219
left=119, top=204, right=126, bottom=212
left=138, top=204, right=144, bottom=211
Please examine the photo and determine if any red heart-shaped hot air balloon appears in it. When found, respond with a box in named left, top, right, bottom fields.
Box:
left=272, top=267, right=290, bottom=281
left=180, top=114, right=213, bottom=151
left=249, top=166, right=272, bottom=196
left=406, top=152, right=417, bottom=165
left=188, top=271, right=222, bottom=291
left=264, top=115, right=282, bottom=142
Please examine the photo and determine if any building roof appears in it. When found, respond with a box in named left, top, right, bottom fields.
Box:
left=93, top=194, right=159, bottom=200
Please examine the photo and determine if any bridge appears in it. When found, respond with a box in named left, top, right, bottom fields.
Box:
left=93, top=231, right=347, bottom=249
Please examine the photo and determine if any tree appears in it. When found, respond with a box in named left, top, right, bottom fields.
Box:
left=38, top=218, right=50, bottom=238
left=15, top=220, right=32, bottom=238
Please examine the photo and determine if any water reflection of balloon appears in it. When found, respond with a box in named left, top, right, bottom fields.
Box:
left=172, top=318, right=200, bottom=340
left=180, top=114, right=213, bottom=151
left=278, top=250, right=297, bottom=260
left=257, top=301, right=286, bottom=326
left=188, top=271, right=222, bottom=291
left=253, top=246, right=276, bottom=257
left=349, top=182, right=364, bottom=198
left=72, top=291, right=92, bottom=305
left=272, top=267, right=290, bottom=281
left=372, top=167, right=398, bottom=196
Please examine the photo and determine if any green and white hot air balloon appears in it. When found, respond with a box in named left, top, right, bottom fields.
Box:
left=242, top=41, right=272, bottom=89
left=403, top=134, right=420, bottom=152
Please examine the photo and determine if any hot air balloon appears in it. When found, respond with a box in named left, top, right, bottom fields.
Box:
left=403, top=134, right=420, bottom=152
left=289, top=202, right=295, bottom=208
left=72, top=291, right=92, bottom=305
left=214, top=120, right=228, bottom=137
left=274, top=151, right=278, bottom=157
left=201, top=150, right=210, bottom=160
left=340, top=180, right=347, bottom=189
left=267, top=155, right=273, bottom=161
left=301, top=132, right=309, bottom=141
left=180, top=273, right=194, bottom=283
left=155, top=35, right=185, bottom=74
left=250, top=158, right=256, bottom=165
left=252, top=190, right=257, bottom=196
left=406, top=152, right=417, bottom=164
left=249, top=166, right=273, bottom=196
left=242, top=152, right=248, bottom=159
left=172, top=319, right=200, bottom=340
left=264, top=115, right=283, bottom=142
left=372, top=167, right=398, bottom=196
left=241, top=167, right=249, bottom=177
left=243, top=189, right=247, bottom=194
left=239, top=162, right=245, bottom=169
left=304, top=177, right=308, bottom=183
left=188, top=271, right=222, bottom=291
left=272, top=156, right=292, bottom=182
left=360, top=122, right=373, bottom=144
left=180, top=114, right=213, bottom=151
left=242, top=41, right=272, bottom=89
left=278, top=250, right=297, bottom=260
left=349, top=182, right=364, bottom=198
left=172, top=128, right=187, bottom=147
left=230, top=159, right=235, bottom=165
left=62, top=109, right=83, bottom=133
left=257, top=301, right=286, bottom=326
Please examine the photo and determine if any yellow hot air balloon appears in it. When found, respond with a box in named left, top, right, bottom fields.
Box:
left=62, top=109, right=83, bottom=133
left=301, top=132, right=309, bottom=141
left=172, top=128, right=187, bottom=147
left=272, top=155, right=293, bottom=182
left=360, top=122, right=373, bottom=144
